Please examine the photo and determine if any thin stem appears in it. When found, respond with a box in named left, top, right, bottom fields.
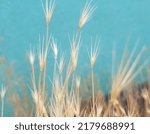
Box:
left=38, top=70, right=42, bottom=92
left=42, top=22, right=49, bottom=98
left=1, top=98, right=4, bottom=117
left=32, top=64, right=37, bottom=92
left=91, top=66, right=95, bottom=108
left=63, top=59, right=72, bottom=97
left=60, top=73, right=63, bottom=88
left=71, top=71, right=75, bottom=91
left=52, top=58, right=57, bottom=91
left=46, top=23, right=49, bottom=49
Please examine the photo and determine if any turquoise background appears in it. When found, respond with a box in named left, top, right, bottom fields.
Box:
left=0, top=0, right=150, bottom=116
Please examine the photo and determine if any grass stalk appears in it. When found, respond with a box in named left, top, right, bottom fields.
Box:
left=91, top=66, right=95, bottom=108
left=1, top=97, right=4, bottom=117
left=42, top=23, right=49, bottom=98
left=31, top=64, right=37, bottom=92
left=0, top=85, right=6, bottom=117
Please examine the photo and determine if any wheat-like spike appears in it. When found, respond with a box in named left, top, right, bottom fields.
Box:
left=38, top=37, right=45, bottom=71
left=76, top=76, right=81, bottom=90
left=41, top=0, right=55, bottom=25
left=51, top=38, right=58, bottom=60
left=28, top=49, right=35, bottom=66
left=78, top=0, right=96, bottom=30
left=27, top=48, right=37, bottom=92
left=0, top=85, right=7, bottom=99
left=58, top=54, right=65, bottom=75
left=88, top=38, right=100, bottom=68
left=70, top=34, right=81, bottom=71
left=38, top=36, right=50, bottom=72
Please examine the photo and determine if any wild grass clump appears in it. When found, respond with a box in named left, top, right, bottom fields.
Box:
left=1, top=0, right=150, bottom=117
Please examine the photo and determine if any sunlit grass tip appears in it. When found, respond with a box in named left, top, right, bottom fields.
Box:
left=78, top=0, right=96, bottom=30
left=41, top=0, right=55, bottom=25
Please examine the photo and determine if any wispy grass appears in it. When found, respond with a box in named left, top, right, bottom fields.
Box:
left=1, top=0, right=150, bottom=117
left=88, top=38, right=100, bottom=115
left=78, top=0, right=96, bottom=31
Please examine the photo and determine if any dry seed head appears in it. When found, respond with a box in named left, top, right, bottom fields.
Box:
left=76, top=76, right=81, bottom=89
left=41, top=0, right=55, bottom=25
left=59, top=55, right=65, bottom=74
left=51, top=38, right=58, bottom=60
left=38, top=37, right=50, bottom=71
left=88, top=38, right=100, bottom=68
left=70, top=35, right=81, bottom=70
left=32, top=90, right=39, bottom=103
left=38, top=42, right=45, bottom=71
left=1, top=85, right=7, bottom=99
left=28, top=49, right=35, bottom=65
left=79, top=0, right=96, bottom=30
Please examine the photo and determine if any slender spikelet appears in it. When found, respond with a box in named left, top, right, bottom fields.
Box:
left=78, top=0, right=96, bottom=31
left=88, top=38, right=100, bottom=110
left=1, top=85, right=7, bottom=117
left=27, top=49, right=37, bottom=91
left=41, top=0, right=55, bottom=25
left=88, top=38, right=100, bottom=68
left=58, top=54, right=65, bottom=88
left=51, top=38, right=58, bottom=91
left=51, top=38, right=58, bottom=60
left=76, top=76, right=81, bottom=90
left=38, top=37, right=50, bottom=72
left=70, top=34, right=81, bottom=71
left=1, top=85, right=7, bottom=99
left=28, top=49, right=35, bottom=66
left=75, top=76, right=81, bottom=113
left=63, top=63, right=73, bottom=93
left=58, top=54, right=65, bottom=75
left=38, top=38, right=46, bottom=72
left=32, top=90, right=39, bottom=104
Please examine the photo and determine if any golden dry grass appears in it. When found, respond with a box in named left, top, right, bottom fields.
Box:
left=0, top=0, right=150, bottom=117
